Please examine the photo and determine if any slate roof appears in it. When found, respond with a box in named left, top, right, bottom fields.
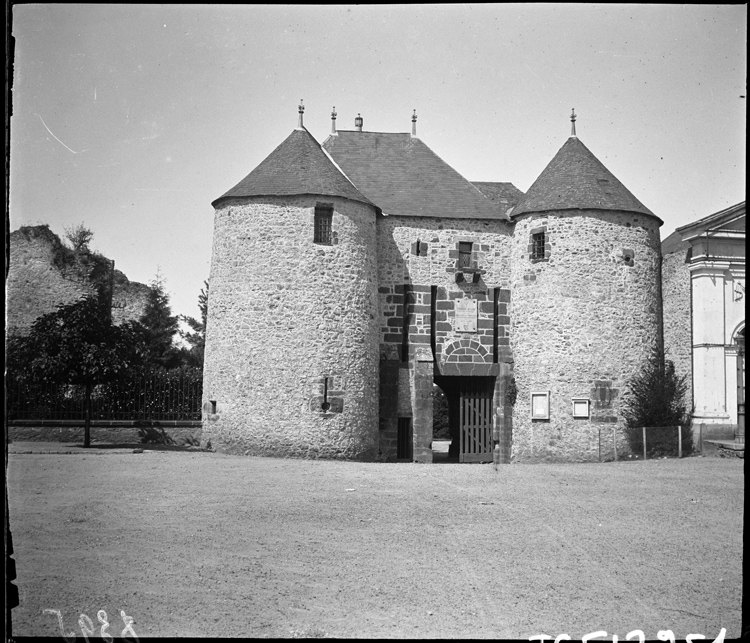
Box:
left=511, top=136, right=660, bottom=222
left=661, top=229, right=690, bottom=256
left=322, top=131, right=510, bottom=220
left=212, top=128, right=374, bottom=208
left=472, top=182, right=525, bottom=212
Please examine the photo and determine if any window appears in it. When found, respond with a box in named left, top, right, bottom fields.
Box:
left=458, top=242, right=473, bottom=269
left=531, top=232, right=546, bottom=261
left=314, top=205, right=333, bottom=244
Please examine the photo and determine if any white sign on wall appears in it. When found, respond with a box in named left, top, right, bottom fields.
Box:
left=454, top=298, right=478, bottom=332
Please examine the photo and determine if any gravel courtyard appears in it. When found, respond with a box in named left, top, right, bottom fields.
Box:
left=6, top=445, right=744, bottom=639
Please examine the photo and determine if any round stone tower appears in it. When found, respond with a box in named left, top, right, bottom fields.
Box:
left=202, top=105, right=381, bottom=459
left=509, top=116, right=663, bottom=462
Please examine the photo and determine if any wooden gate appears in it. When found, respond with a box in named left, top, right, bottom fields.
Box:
left=459, top=378, right=494, bottom=463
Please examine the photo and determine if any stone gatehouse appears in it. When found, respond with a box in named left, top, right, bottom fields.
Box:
left=201, top=105, right=663, bottom=463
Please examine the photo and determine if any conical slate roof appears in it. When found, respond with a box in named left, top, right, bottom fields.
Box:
left=212, top=128, right=374, bottom=208
left=511, top=136, right=659, bottom=221
left=323, top=131, right=509, bottom=220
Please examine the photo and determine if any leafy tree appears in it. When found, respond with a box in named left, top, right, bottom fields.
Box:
left=6, top=290, right=136, bottom=447
left=63, top=223, right=94, bottom=252
left=621, top=345, right=691, bottom=456
left=179, top=280, right=209, bottom=369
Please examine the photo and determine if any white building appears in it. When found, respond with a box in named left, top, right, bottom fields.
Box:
left=663, top=201, right=745, bottom=439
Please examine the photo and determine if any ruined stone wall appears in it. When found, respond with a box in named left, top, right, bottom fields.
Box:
left=510, top=210, right=663, bottom=462
left=111, top=272, right=152, bottom=327
left=661, top=242, right=693, bottom=412
left=202, top=195, right=380, bottom=459
left=7, top=226, right=149, bottom=335
left=376, top=216, right=514, bottom=461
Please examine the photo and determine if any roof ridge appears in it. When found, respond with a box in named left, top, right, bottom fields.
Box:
left=412, top=137, right=507, bottom=209
left=323, top=131, right=510, bottom=220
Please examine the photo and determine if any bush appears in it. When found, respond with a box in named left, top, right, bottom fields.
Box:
left=621, top=345, right=691, bottom=457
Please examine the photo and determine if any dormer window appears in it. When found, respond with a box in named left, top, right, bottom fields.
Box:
left=458, top=242, right=473, bottom=269
left=314, top=204, right=333, bottom=244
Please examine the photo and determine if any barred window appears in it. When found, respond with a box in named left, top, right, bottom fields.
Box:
left=458, top=242, right=473, bottom=268
left=314, top=205, right=333, bottom=244
left=531, top=232, right=546, bottom=261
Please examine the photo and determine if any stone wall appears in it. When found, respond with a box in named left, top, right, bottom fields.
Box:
left=111, top=272, right=152, bottom=327
left=7, top=225, right=150, bottom=334
left=202, top=196, right=380, bottom=459
left=661, top=239, right=693, bottom=411
left=510, top=210, right=663, bottom=462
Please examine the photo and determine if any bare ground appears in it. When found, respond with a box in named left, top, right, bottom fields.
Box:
left=5, top=444, right=744, bottom=639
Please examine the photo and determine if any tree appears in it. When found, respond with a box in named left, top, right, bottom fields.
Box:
left=621, top=345, right=691, bottom=456
left=128, top=271, right=182, bottom=370
left=179, top=280, right=209, bottom=369
left=6, top=290, right=136, bottom=447
left=63, top=223, right=94, bottom=252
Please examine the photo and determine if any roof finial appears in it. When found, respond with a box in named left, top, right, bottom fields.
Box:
left=570, top=108, right=577, bottom=137
left=331, top=106, right=337, bottom=134
left=298, top=99, right=305, bottom=129
left=411, top=109, right=417, bottom=137
left=355, top=113, right=363, bottom=132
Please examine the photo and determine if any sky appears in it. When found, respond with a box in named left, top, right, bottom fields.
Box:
left=9, top=4, right=747, bottom=320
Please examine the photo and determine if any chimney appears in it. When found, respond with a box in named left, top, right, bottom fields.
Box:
left=570, top=108, right=577, bottom=137
left=411, top=109, right=417, bottom=137
left=331, top=106, right=337, bottom=134
left=297, top=99, right=305, bottom=129
left=355, top=113, right=363, bottom=132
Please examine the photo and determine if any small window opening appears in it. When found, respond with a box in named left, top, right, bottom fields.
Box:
left=314, top=205, right=333, bottom=244
left=531, top=232, right=546, bottom=261
left=458, top=242, right=473, bottom=269
left=321, top=377, right=331, bottom=411
left=209, top=400, right=217, bottom=414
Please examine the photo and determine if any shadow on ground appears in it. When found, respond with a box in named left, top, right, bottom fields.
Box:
left=86, top=443, right=200, bottom=452
left=7, top=441, right=204, bottom=454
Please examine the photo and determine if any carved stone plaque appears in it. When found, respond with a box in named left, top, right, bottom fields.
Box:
left=454, top=298, right=477, bottom=332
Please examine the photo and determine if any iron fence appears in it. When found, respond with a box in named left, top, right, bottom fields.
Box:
left=621, top=425, right=694, bottom=459
left=6, top=368, right=203, bottom=422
